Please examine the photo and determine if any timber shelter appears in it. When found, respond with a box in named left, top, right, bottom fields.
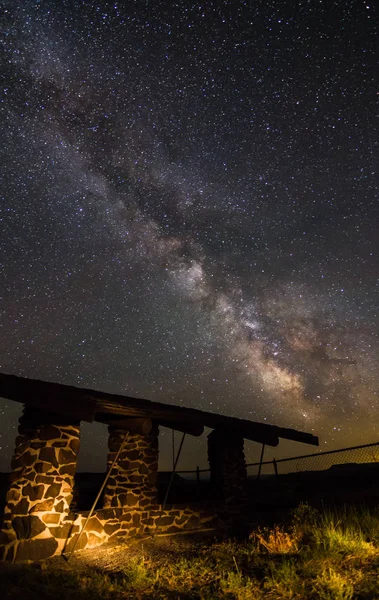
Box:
left=0, top=372, right=318, bottom=562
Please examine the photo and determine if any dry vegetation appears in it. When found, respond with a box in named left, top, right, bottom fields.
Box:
left=2, top=504, right=379, bottom=599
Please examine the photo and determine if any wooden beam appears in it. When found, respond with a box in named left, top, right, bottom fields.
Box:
left=0, top=373, right=96, bottom=422
left=158, top=419, right=204, bottom=437
left=95, top=415, right=153, bottom=435
left=0, top=373, right=319, bottom=447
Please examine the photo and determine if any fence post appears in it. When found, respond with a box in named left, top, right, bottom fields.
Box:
left=257, top=444, right=265, bottom=481
left=273, top=458, right=278, bottom=479
left=196, top=466, right=200, bottom=498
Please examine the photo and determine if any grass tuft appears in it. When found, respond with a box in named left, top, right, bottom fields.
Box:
left=314, top=567, right=355, bottom=600
left=264, top=559, right=301, bottom=597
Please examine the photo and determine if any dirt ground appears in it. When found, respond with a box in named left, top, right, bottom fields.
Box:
left=0, top=529, right=223, bottom=576
left=64, top=529, right=222, bottom=570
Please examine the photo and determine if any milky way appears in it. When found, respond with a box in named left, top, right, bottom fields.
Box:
left=1, top=1, right=378, bottom=470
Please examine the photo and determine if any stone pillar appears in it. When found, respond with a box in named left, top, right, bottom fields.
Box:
left=0, top=407, right=80, bottom=562
left=207, top=429, right=247, bottom=508
left=103, top=425, right=159, bottom=509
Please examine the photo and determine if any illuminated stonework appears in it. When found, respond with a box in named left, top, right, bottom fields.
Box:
left=0, top=407, right=80, bottom=562
left=62, top=504, right=220, bottom=553
left=103, top=426, right=159, bottom=509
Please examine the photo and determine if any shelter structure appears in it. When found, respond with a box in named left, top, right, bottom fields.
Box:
left=0, top=373, right=318, bottom=562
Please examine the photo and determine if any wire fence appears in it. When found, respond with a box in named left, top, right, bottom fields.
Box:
left=245, top=441, right=379, bottom=479
left=70, top=442, right=379, bottom=508
left=171, top=441, right=379, bottom=482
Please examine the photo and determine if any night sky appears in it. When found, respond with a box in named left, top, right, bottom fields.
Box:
left=1, top=0, right=378, bottom=472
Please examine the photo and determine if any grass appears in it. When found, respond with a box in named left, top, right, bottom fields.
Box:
left=2, top=504, right=379, bottom=599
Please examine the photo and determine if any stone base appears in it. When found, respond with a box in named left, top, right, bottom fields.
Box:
left=0, top=408, right=80, bottom=563
left=0, top=504, right=223, bottom=562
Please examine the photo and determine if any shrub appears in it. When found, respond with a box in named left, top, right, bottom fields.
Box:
left=250, top=525, right=300, bottom=554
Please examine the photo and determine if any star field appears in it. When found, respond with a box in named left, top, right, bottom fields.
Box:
left=1, top=0, right=378, bottom=470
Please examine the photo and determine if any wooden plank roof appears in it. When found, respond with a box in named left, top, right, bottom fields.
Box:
left=0, top=372, right=319, bottom=447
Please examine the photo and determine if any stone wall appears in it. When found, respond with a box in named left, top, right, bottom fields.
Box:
left=208, top=429, right=247, bottom=508
left=103, top=426, right=159, bottom=509
left=0, top=407, right=80, bottom=562
left=62, top=503, right=221, bottom=555
left=1, top=499, right=221, bottom=561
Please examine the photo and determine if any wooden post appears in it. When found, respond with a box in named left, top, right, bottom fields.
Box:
left=257, top=443, right=265, bottom=481
left=273, top=458, right=278, bottom=478
left=172, top=429, right=175, bottom=472
left=196, top=465, right=200, bottom=498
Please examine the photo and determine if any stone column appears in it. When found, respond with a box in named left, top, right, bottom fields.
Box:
left=0, top=407, right=80, bottom=562
left=207, top=429, right=247, bottom=508
left=103, top=425, right=159, bottom=509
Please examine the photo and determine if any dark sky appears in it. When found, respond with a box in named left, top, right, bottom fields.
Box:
left=1, top=0, right=378, bottom=471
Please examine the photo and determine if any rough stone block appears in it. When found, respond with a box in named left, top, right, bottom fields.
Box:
left=64, top=532, right=88, bottom=554
left=95, top=509, right=113, bottom=521
left=84, top=516, right=103, bottom=535
left=23, top=472, right=39, bottom=482
left=86, top=532, right=103, bottom=547
left=59, top=464, right=76, bottom=477
left=6, top=488, right=21, bottom=504
left=64, top=494, right=73, bottom=507
left=60, top=427, right=80, bottom=437
left=41, top=513, right=61, bottom=525
left=126, top=492, right=140, bottom=506
left=119, top=512, right=132, bottom=522
left=12, top=515, right=46, bottom=540
left=34, top=461, right=51, bottom=474
left=35, top=475, right=52, bottom=484
left=39, top=447, right=59, bottom=468
left=58, top=448, right=77, bottom=465
left=157, top=516, right=175, bottom=527
left=30, top=499, right=54, bottom=512
left=45, top=483, right=62, bottom=499
left=11, top=453, right=37, bottom=470
left=15, top=435, right=27, bottom=447
left=187, top=515, right=200, bottom=528
left=12, top=498, right=30, bottom=515
left=104, top=523, right=121, bottom=535
left=39, top=425, right=64, bottom=441
left=139, top=497, right=154, bottom=508
left=23, top=484, right=45, bottom=502
left=54, top=500, right=65, bottom=513
left=49, top=523, right=73, bottom=539
left=16, top=536, right=58, bottom=562
left=29, top=442, right=47, bottom=450
left=105, top=477, right=117, bottom=488
left=110, top=530, right=127, bottom=539
left=69, top=438, right=80, bottom=453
